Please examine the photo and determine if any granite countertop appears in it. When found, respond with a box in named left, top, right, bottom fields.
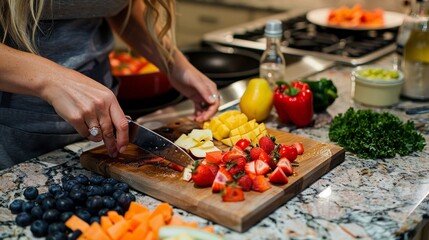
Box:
left=0, top=54, right=428, bottom=240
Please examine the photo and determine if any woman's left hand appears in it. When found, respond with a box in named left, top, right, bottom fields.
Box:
left=169, top=51, right=220, bottom=122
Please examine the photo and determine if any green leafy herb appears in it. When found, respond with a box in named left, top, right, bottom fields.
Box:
left=329, top=108, right=426, bottom=159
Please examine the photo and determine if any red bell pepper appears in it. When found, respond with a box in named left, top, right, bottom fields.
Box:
left=273, top=81, right=314, bottom=127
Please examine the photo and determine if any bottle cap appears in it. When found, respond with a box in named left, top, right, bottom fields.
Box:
left=264, top=20, right=282, bottom=37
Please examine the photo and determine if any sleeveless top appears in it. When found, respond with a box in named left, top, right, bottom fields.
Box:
left=0, top=0, right=129, bottom=169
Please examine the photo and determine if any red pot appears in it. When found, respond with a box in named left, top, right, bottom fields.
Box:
left=116, top=72, right=172, bottom=101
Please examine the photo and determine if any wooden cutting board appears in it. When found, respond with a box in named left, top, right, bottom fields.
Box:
left=80, top=118, right=345, bottom=232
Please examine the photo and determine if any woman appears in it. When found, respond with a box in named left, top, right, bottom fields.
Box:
left=0, top=0, right=220, bottom=170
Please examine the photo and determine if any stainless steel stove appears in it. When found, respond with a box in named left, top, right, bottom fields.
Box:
left=203, top=9, right=399, bottom=66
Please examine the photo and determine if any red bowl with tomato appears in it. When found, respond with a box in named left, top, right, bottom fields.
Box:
left=109, top=51, right=172, bottom=101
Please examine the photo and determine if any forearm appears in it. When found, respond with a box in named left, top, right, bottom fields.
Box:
left=0, top=43, right=63, bottom=103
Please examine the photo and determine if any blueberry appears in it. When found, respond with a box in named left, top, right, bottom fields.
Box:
left=56, top=197, right=75, bottom=212
left=68, top=189, right=87, bottom=205
left=15, top=212, right=32, bottom=227
left=54, top=191, right=68, bottom=200
left=46, top=231, right=67, bottom=240
left=89, top=175, right=105, bottom=185
left=98, top=208, right=109, bottom=217
left=102, top=178, right=118, bottom=186
left=59, top=211, right=74, bottom=223
left=41, top=197, right=56, bottom=211
left=112, top=190, right=124, bottom=200
left=61, top=174, right=75, bottom=185
left=86, top=196, right=103, bottom=212
left=75, top=209, right=91, bottom=223
left=89, top=216, right=100, bottom=224
left=112, top=205, right=124, bottom=215
left=102, top=196, right=116, bottom=209
left=22, top=201, right=36, bottom=213
left=36, top=192, right=53, bottom=204
left=48, top=222, right=67, bottom=235
left=102, top=184, right=114, bottom=196
left=113, top=182, right=129, bottom=193
left=30, top=219, right=49, bottom=237
left=48, top=184, right=63, bottom=196
left=43, top=209, right=60, bottom=223
left=31, top=205, right=44, bottom=220
left=86, top=185, right=104, bottom=196
left=24, top=186, right=39, bottom=200
left=62, top=180, right=80, bottom=192
left=117, top=192, right=134, bottom=210
left=67, top=230, right=82, bottom=240
left=75, top=174, right=89, bottom=185
left=9, top=199, right=25, bottom=214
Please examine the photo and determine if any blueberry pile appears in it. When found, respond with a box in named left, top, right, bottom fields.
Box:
left=9, top=173, right=136, bottom=239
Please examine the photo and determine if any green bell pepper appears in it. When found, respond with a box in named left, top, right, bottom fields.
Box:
left=301, top=78, right=338, bottom=113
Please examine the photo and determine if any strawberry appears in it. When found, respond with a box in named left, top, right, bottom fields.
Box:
left=212, top=167, right=233, bottom=193
left=191, top=161, right=218, bottom=188
left=251, top=175, right=271, bottom=192
left=258, top=151, right=277, bottom=170
left=278, top=144, right=298, bottom=162
left=205, top=150, right=224, bottom=165
left=259, top=136, right=276, bottom=154
left=250, top=147, right=264, bottom=160
left=277, top=157, right=293, bottom=176
left=254, top=159, right=271, bottom=175
left=244, top=161, right=256, bottom=175
left=227, top=157, right=246, bottom=176
left=222, top=185, right=245, bottom=202
left=235, top=139, right=251, bottom=150
left=268, top=167, right=289, bottom=184
left=293, top=142, right=304, bottom=155
left=236, top=174, right=253, bottom=191
left=223, top=146, right=246, bottom=162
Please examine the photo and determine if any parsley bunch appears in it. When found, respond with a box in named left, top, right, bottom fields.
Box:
left=329, top=108, right=426, bottom=159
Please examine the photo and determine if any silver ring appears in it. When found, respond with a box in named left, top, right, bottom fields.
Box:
left=88, top=126, right=100, bottom=137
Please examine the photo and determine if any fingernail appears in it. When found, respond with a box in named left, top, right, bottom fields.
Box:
left=119, top=145, right=127, bottom=153
left=208, top=94, right=216, bottom=103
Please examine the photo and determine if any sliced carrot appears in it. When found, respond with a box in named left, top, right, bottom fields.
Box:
left=65, top=215, right=90, bottom=232
left=100, top=216, right=113, bottom=232
left=129, top=211, right=151, bottom=231
left=108, top=210, right=125, bottom=224
left=119, top=231, right=133, bottom=240
left=107, top=219, right=130, bottom=240
left=83, top=222, right=110, bottom=240
left=129, top=220, right=149, bottom=240
left=168, top=215, right=185, bottom=226
left=201, top=225, right=215, bottom=233
left=143, top=231, right=155, bottom=240
left=125, top=201, right=149, bottom=220
left=148, top=213, right=165, bottom=236
left=150, top=202, right=173, bottom=222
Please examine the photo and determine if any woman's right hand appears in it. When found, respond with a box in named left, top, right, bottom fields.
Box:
left=42, top=67, right=130, bottom=158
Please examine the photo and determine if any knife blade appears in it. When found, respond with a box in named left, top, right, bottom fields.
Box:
left=128, top=120, right=194, bottom=167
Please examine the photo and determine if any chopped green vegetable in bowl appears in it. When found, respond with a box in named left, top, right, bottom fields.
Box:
left=355, top=67, right=400, bottom=80
left=329, top=108, right=426, bottom=159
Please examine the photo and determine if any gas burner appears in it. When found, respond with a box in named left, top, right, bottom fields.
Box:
left=119, top=89, right=185, bottom=119
left=203, top=10, right=399, bottom=65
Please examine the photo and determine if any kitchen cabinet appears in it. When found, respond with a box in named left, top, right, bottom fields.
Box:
left=176, top=1, right=278, bottom=48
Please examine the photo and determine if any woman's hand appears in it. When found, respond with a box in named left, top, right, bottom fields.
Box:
left=169, top=51, right=220, bottom=122
left=42, top=67, right=130, bottom=158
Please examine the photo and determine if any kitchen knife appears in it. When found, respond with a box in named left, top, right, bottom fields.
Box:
left=128, top=119, right=194, bottom=167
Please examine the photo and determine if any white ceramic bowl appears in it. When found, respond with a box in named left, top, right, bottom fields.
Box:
left=352, top=66, right=404, bottom=107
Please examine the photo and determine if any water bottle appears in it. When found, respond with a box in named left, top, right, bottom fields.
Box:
left=259, top=20, right=286, bottom=89
left=402, top=0, right=429, bottom=99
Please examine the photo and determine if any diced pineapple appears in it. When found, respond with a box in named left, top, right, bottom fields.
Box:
left=238, top=121, right=253, bottom=135
left=202, top=121, right=210, bottom=129
left=229, top=128, right=240, bottom=137
left=230, top=135, right=242, bottom=146
left=221, top=138, right=233, bottom=146
left=218, top=110, right=240, bottom=123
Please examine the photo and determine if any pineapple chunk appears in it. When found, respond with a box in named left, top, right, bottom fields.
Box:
left=221, top=138, right=233, bottom=146
left=218, top=110, right=240, bottom=123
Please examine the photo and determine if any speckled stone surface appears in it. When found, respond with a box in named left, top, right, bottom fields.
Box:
left=0, top=54, right=428, bottom=240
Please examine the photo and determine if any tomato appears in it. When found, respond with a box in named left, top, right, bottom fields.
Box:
left=109, top=51, right=158, bottom=76
left=278, top=144, right=298, bottom=162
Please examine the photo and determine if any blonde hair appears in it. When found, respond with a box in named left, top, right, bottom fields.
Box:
left=0, top=0, right=176, bottom=71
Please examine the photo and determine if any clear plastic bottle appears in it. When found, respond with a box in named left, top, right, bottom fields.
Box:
left=259, top=20, right=286, bottom=89
left=401, top=0, right=429, bottom=99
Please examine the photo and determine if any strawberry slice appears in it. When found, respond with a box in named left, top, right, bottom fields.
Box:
left=235, top=139, right=251, bottom=150
left=212, top=167, right=232, bottom=193
left=293, top=142, right=304, bottom=155
left=277, top=157, right=293, bottom=176
left=244, top=161, right=256, bottom=175
left=227, top=156, right=246, bottom=176
left=251, top=175, right=271, bottom=192
left=191, top=161, right=218, bottom=188
left=268, top=166, right=289, bottom=184
left=250, top=147, right=264, bottom=160
left=254, top=159, right=270, bottom=175
left=236, top=174, right=253, bottom=192
left=222, top=185, right=245, bottom=202
left=205, top=150, right=224, bottom=165
left=258, top=151, right=277, bottom=170
left=223, top=146, right=246, bottom=162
